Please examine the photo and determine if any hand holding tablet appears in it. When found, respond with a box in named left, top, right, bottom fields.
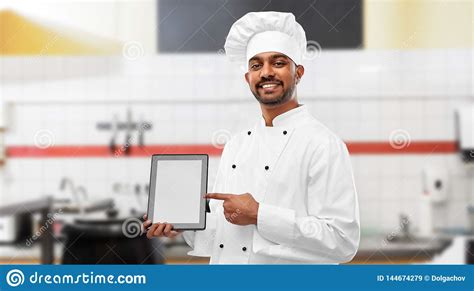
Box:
left=143, top=214, right=182, bottom=239
left=145, top=154, right=208, bottom=237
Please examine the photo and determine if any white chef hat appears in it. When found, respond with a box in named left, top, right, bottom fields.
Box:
left=224, top=11, right=307, bottom=65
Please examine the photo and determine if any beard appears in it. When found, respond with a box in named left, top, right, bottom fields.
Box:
left=251, top=81, right=296, bottom=106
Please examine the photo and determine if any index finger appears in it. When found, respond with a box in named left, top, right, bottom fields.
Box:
left=204, top=193, right=233, bottom=200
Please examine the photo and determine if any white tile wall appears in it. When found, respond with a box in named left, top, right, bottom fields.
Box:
left=0, top=49, right=472, bottom=234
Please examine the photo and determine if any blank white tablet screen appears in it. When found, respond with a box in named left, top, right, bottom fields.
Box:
left=153, top=160, right=202, bottom=223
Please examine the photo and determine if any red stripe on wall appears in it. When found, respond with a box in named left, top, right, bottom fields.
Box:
left=5, top=141, right=457, bottom=158
left=345, top=141, right=457, bottom=154
left=6, top=145, right=223, bottom=158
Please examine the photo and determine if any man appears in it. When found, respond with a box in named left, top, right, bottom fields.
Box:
left=144, top=11, right=360, bottom=264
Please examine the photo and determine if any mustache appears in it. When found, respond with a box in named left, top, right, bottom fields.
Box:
left=256, top=78, right=283, bottom=87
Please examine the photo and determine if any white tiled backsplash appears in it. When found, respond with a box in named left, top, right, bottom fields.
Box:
left=0, top=49, right=472, bottom=234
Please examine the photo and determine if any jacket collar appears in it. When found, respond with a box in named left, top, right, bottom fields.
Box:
left=258, top=104, right=309, bottom=128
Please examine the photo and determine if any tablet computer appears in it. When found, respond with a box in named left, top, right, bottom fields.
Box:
left=147, top=154, right=208, bottom=230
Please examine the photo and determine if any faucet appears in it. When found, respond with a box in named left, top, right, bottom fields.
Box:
left=58, top=177, right=74, bottom=203
left=59, top=177, right=74, bottom=192
left=75, top=186, right=88, bottom=202
left=59, top=177, right=88, bottom=213
left=75, top=186, right=88, bottom=214
left=399, top=213, right=411, bottom=239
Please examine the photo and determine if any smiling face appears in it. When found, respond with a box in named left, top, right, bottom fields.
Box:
left=245, top=52, right=304, bottom=107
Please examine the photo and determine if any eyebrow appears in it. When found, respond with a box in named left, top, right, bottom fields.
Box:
left=248, top=54, right=290, bottom=63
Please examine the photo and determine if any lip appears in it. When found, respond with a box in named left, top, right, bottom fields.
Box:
left=257, top=82, right=281, bottom=88
left=257, top=82, right=282, bottom=92
left=258, top=84, right=281, bottom=94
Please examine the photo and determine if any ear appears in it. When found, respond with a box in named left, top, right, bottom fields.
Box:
left=295, top=65, right=305, bottom=84
left=245, top=72, right=250, bottom=84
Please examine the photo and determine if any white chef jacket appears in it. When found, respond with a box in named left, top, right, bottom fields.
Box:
left=183, top=105, right=360, bottom=264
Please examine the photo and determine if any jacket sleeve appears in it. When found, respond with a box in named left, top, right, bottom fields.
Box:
left=182, top=143, right=230, bottom=256
left=256, top=136, right=360, bottom=263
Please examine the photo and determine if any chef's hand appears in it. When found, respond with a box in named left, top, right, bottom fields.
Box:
left=142, top=214, right=182, bottom=239
left=205, top=193, right=259, bottom=226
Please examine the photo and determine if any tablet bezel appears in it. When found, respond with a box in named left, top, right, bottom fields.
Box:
left=147, top=154, right=208, bottom=230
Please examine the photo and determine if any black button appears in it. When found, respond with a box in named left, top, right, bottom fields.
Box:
left=247, top=131, right=251, bottom=135
left=242, top=247, right=247, bottom=252
left=283, top=130, right=287, bottom=135
left=232, top=164, right=236, bottom=169
left=219, top=244, right=224, bottom=248
left=264, top=166, right=269, bottom=170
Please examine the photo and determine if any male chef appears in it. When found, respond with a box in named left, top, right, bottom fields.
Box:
left=144, top=11, right=360, bottom=264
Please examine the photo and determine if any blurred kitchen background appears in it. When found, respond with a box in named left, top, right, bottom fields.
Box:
left=0, top=0, right=472, bottom=265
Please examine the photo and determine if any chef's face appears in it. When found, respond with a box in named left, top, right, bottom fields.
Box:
left=245, top=52, right=304, bottom=106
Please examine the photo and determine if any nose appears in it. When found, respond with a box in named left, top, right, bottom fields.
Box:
left=260, top=62, right=275, bottom=79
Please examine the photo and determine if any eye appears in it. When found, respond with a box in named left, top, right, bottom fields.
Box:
left=250, top=63, right=261, bottom=70
left=274, top=61, right=287, bottom=67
